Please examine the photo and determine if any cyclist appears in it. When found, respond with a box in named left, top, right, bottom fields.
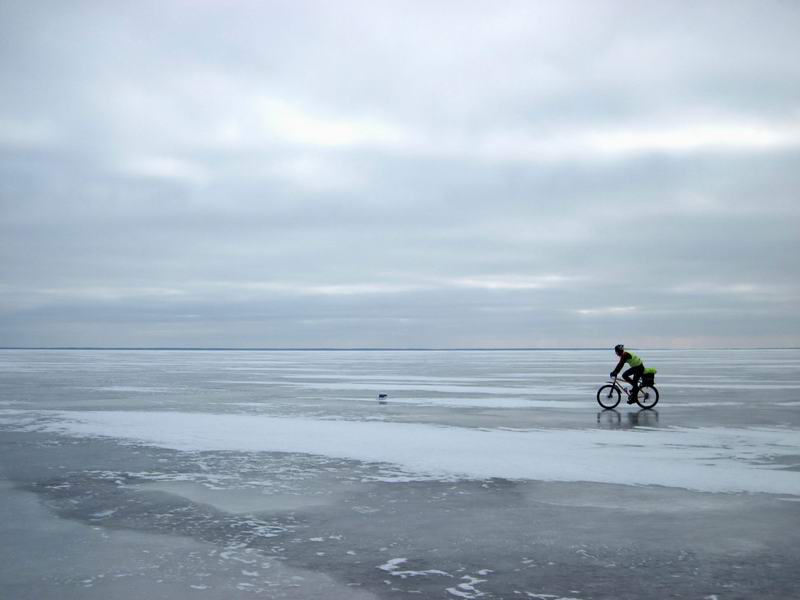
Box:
left=610, top=344, right=645, bottom=404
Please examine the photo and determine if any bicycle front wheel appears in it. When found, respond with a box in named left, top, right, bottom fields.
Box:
left=597, top=384, right=621, bottom=409
left=636, top=385, right=659, bottom=409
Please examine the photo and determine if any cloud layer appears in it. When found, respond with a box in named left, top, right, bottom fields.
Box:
left=1, top=0, right=799, bottom=347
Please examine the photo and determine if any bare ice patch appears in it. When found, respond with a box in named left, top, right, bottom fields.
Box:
left=132, top=480, right=348, bottom=514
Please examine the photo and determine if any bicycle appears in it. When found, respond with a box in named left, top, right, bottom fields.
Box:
left=596, top=374, right=659, bottom=409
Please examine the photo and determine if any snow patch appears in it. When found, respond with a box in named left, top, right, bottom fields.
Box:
left=5, top=410, right=800, bottom=495
left=378, top=557, right=451, bottom=579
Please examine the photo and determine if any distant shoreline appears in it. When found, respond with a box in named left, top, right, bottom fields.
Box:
left=1, top=347, right=797, bottom=352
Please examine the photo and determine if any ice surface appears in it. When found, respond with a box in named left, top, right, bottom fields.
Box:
left=1, top=348, right=799, bottom=599
left=0, top=482, right=379, bottom=599
left=355, top=396, right=590, bottom=408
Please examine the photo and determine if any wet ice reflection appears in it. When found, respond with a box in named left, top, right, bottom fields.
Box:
left=597, top=408, right=660, bottom=429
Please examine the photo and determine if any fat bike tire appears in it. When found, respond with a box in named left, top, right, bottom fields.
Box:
left=597, top=384, right=621, bottom=409
left=636, top=385, right=659, bottom=409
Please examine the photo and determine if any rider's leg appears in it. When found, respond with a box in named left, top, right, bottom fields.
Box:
left=622, top=365, right=644, bottom=403
left=627, top=365, right=645, bottom=394
left=621, top=366, right=635, bottom=386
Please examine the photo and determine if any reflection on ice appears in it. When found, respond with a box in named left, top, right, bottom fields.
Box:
left=597, top=409, right=660, bottom=429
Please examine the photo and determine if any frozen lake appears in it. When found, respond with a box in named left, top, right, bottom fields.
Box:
left=1, top=349, right=799, bottom=599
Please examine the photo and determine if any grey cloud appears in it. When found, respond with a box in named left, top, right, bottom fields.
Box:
left=1, top=0, right=799, bottom=347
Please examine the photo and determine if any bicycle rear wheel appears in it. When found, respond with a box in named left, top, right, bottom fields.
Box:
left=597, top=384, right=621, bottom=409
left=636, top=385, right=659, bottom=409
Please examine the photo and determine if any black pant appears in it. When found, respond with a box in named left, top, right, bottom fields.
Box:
left=622, top=365, right=645, bottom=391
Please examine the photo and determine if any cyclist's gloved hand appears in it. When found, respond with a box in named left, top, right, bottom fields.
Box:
left=610, top=371, right=616, bottom=378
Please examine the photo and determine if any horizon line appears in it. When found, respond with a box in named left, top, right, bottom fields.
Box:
left=1, top=346, right=798, bottom=352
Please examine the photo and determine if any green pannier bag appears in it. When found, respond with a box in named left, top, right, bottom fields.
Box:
left=642, top=367, right=657, bottom=385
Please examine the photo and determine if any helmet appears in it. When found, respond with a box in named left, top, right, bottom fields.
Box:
left=614, top=344, right=624, bottom=353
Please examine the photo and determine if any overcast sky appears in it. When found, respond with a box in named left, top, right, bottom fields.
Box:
left=1, top=0, right=799, bottom=348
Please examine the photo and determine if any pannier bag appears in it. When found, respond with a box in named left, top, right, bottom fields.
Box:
left=642, top=367, right=657, bottom=385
